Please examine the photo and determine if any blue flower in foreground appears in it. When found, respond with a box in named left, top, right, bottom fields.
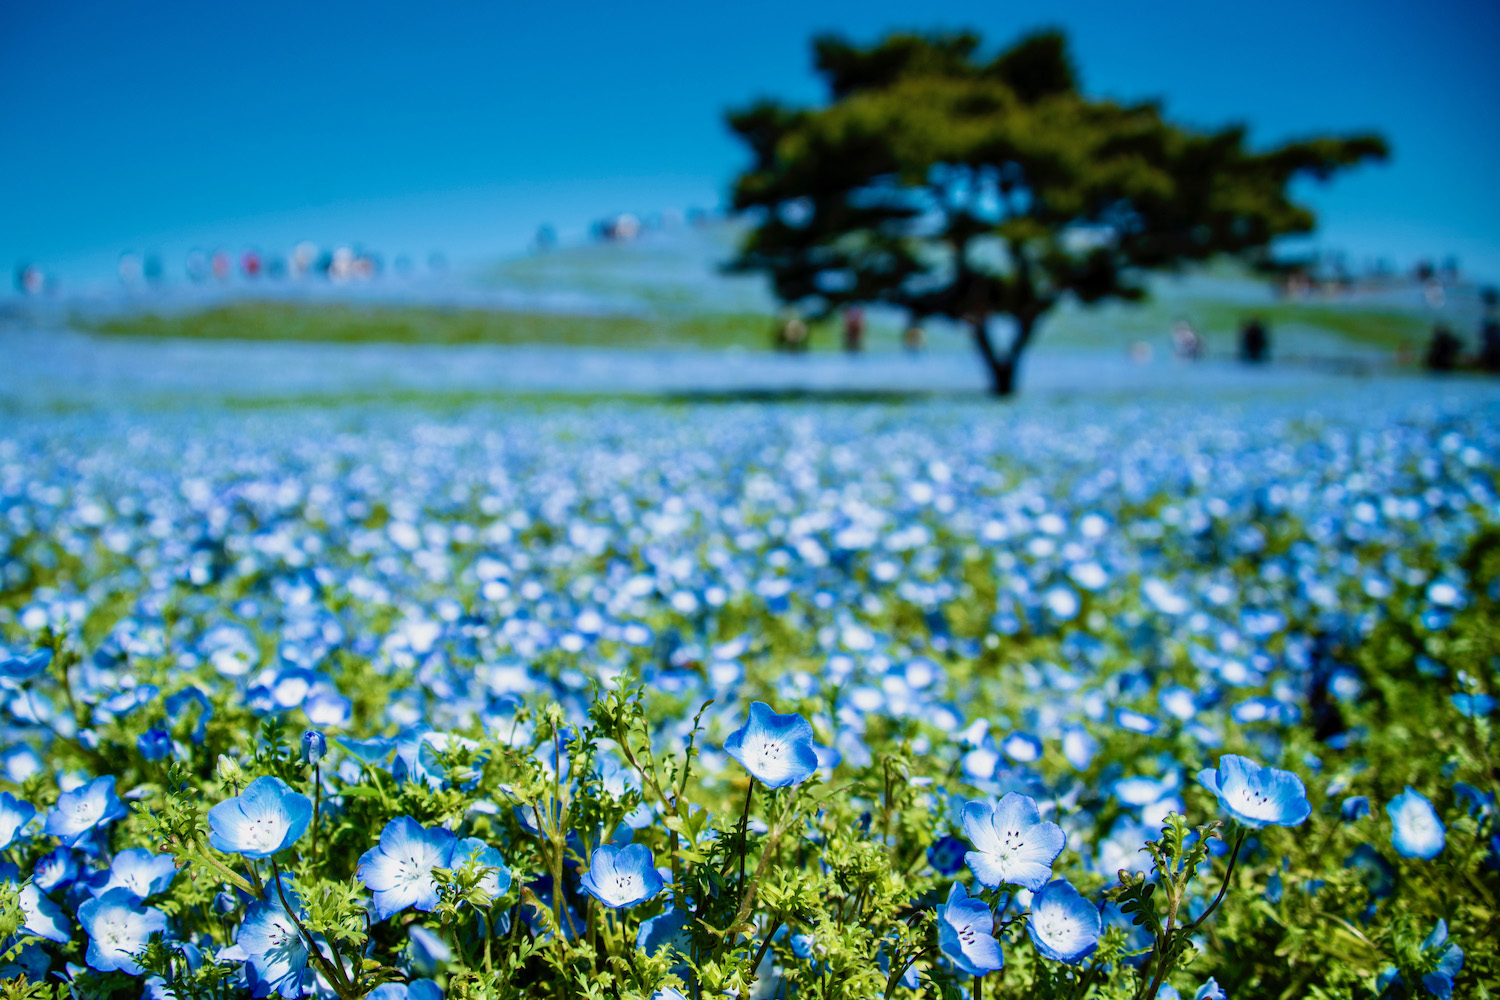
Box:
left=1027, top=880, right=1101, bottom=965
left=579, top=843, right=664, bottom=909
left=33, top=847, right=79, bottom=892
left=962, top=793, right=1065, bottom=891
left=454, top=837, right=512, bottom=899
left=936, top=882, right=1004, bottom=976
left=0, top=792, right=36, bottom=850
left=723, top=702, right=819, bottom=788
left=77, top=888, right=168, bottom=975
left=357, top=817, right=456, bottom=920
left=0, top=863, right=69, bottom=943
left=218, top=877, right=312, bottom=998
left=1387, top=787, right=1445, bottom=860
left=45, top=776, right=128, bottom=848
left=637, top=906, right=690, bottom=959
left=1197, top=754, right=1310, bottom=828
left=1420, top=919, right=1464, bottom=1000
left=1195, top=980, right=1227, bottom=1000
left=91, top=847, right=177, bottom=900
left=208, top=776, right=313, bottom=859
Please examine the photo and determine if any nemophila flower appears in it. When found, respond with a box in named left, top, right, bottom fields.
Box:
left=579, top=843, right=664, bottom=909
left=357, top=817, right=456, bottom=920
left=1195, top=980, right=1227, bottom=1000
left=0, top=648, right=51, bottom=682
left=208, top=776, right=313, bottom=859
left=1114, top=709, right=1161, bottom=736
left=33, top=846, right=79, bottom=892
left=218, top=877, right=312, bottom=998
left=1387, top=787, right=1445, bottom=859
left=137, top=727, right=172, bottom=761
left=369, top=981, right=442, bottom=1000
left=1340, top=795, right=1371, bottom=821
left=0, top=863, right=69, bottom=943
left=1452, top=692, right=1495, bottom=717
left=0, top=792, right=36, bottom=850
left=962, top=793, right=1066, bottom=891
left=927, top=835, right=968, bottom=875
left=1344, top=844, right=1394, bottom=898
left=1197, top=755, right=1310, bottom=829
left=405, top=925, right=451, bottom=976
left=300, top=729, right=327, bottom=765
left=1420, top=919, right=1464, bottom=1000
left=1026, top=880, right=1101, bottom=965
left=936, top=882, right=1004, bottom=976
left=77, top=888, right=169, bottom=975
left=723, top=702, right=819, bottom=788
left=45, top=776, right=128, bottom=848
left=90, top=847, right=177, bottom=900
left=637, top=906, right=690, bottom=959
left=454, top=837, right=512, bottom=899
left=163, top=686, right=213, bottom=744
left=337, top=735, right=396, bottom=767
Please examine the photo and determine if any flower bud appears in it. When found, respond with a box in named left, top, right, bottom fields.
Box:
left=301, top=729, right=327, bottom=766
left=215, top=753, right=244, bottom=785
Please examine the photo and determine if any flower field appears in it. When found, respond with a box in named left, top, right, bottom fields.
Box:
left=1, top=383, right=1498, bottom=999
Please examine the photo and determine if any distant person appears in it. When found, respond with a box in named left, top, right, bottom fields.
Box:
left=1240, top=318, right=1270, bottom=364
left=842, top=306, right=865, bottom=353
left=902, top=322, right=926, bottom=354
left=1170, top=319, right=1204, bottom=360
left=775, top=310, right=808, bottom=352
left=1424, top=325, right=1463, bottom=372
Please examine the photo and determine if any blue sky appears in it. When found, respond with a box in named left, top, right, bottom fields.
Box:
left=4, top=0, right=1498, bottom=289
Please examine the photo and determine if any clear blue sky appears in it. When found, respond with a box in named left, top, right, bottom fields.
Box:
left=4, top=0, right=1498, bottom=289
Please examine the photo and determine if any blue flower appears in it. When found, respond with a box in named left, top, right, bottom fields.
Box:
left=454, top=837, right=512, bottom=899
left=579, top=843, right=664, bottom=909
left=301, top=730, right=327, bottom=765
left=1451, top=692, right=1495, bottom=718
left=218, top=877, right=313, bottom=998
left=90, top=847, right=177, bottom=900
left=0, top=863, right=69, bottom=943
left=0, top=792, right=36, bottom=851
left=208, top=776, right=313, bottom=859
left=723, top=702, right=819, bottom=789
left=1195, top=980, right=1227, bottom=1000
left=1387, top=787, right=1445, bottom=859
left=1419, top=919, right=1464, bottom=1000
left=1340, top=795, right=1371, bottom=821
left=637, top=906, right=690, bottom=959
left=962, top=793, right=1065, bottom=891
left=1343, top=844, right=1394, bottom=898
left=45, top=776, right=128, bottom=848
left=369, top=981, right=442, bottom=1000
left=936, top=882, right=1003, bottom=976
left=337, top=735, right=396, bottom=767
left=1026, top=880, right=1101, bottom=965
left=163, top=686, right=213, bottom=744
left=927, top=834, right=968, bottom=875
left=32, top=847, right=79, bottom=892
left=137, top=728, right=172, bottom=761
left=77, top=888, right=169, bottom=975
left=357, top=817, right=456, bottom=920
left=0, top=648, right=51, bottom=682
left=1197, top=755, right=1310, bottom=828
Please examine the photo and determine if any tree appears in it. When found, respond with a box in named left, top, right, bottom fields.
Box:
left=725, top=29, right=1388, bottom=395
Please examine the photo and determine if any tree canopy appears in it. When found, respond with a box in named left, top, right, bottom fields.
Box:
left=726, top=29, right=1388, bottom=394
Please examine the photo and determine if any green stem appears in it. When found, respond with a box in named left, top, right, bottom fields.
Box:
left=269, top=857, right=355, bottom=998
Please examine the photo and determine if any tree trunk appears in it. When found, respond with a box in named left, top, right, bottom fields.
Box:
left=969, top=314, right=1034, bottom=397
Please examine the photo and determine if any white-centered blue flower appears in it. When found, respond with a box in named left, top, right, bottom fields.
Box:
left=218, top=876, right=313, bottom=998
left=454, top=836, right=512, bottom=899
left=208, top=776, right=313, bottom=859
left=77, top=887, right=169, bottom=975
left=936, top=881, right=1004, bottom=976
left=0, top=862, right=69, bottom=943
left=44, top=776, right=128, bottom=848
left=357, top=817, right=457, bottom=920
left=1387, top=786, right=1445, bottom=860
left=1026, top=879, right=1101, bottom=965
left=1197, top=754, right=1310, bottom=828
left=962, top=793, right=1066, bottom=891
left=0, top=792, right=36, bottom=851
left=578, top=843, right=664, bottom=909
left=723, top=702, right=819, bottom=788
left=89, top=847, right=177, bottom=900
